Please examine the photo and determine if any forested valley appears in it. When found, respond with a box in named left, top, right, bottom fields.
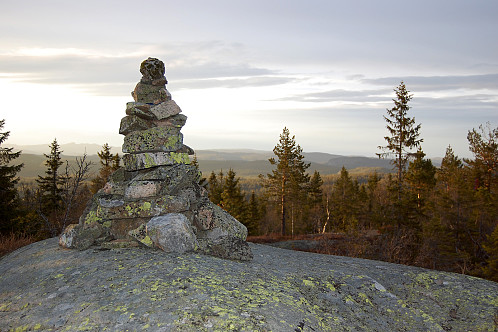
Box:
left=1, top=82, right=497, bottom=282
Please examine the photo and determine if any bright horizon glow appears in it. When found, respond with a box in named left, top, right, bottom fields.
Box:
left=1, top=1, right=497, bottom=159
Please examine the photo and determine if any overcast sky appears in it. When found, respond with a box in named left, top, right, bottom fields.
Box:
left=1, top=0, right=497, bottom=158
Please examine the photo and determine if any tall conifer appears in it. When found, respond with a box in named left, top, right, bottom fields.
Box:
left=0, top=119, right=23, bottom=233
left=261, top=127, right=310, bottom=236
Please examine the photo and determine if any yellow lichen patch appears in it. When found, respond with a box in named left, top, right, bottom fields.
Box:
left=84, top=210, right=102, bottom=224
left=303, top=279, right=314, bottom=287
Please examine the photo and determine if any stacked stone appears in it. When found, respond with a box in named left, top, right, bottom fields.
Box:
left=59, top=58, right=252, bottom=261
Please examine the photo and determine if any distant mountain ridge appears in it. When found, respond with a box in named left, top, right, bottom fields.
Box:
left=9, top=144, right=443, bottom=179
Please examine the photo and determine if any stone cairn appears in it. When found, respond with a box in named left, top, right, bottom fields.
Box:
left=59, top=57, right=252, bottom=261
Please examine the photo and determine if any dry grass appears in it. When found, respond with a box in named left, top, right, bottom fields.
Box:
left=0, top=233, right=36, bottom=257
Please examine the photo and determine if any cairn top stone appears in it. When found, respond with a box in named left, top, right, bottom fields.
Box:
left=140, top=57, right=167, bottom=84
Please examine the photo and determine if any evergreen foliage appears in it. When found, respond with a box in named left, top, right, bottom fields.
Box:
left=261, top=127, right=310, bottom=236
left=90, top=143, right=120, bottom=194
left=377, top=82, right=423, bottom=208
left=36, top=139, right=65, bottom=214
left=0, top=120, right=23, bottom=234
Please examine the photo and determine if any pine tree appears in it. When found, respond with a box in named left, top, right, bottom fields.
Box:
left=377, top=81, right=423, bottom=224
left=37, top=139, right=65, bottom=214
left=261, top=127, right=310, bottom=236
left=0, top=119, right=24, bottom=234
left=465, top=122, right=498, bottom=193
left=90, top=143, right=120, bottom=194
left=464, top=123, right=498, bottom=265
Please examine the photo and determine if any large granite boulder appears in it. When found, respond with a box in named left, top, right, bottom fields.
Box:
left=59, top=57, right=252, bottom=261
left=1, top=238, right=497, bottom=331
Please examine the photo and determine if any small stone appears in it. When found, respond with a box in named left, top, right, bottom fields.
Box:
left=132, top=83, right=170, bottom=104
left=146, top=214, right=198, bottom=253
left=176, top=144, right=195, bottom=155
left=119, top=115, right=153, bottom=135
left=140, top=57, right=166, bottom=82
left=154, top=114, right=187, bottom=129
left=150, top=100, right=181, bottom=120
left=59, top=223, right=107, bottom=250
left=128, top=224, right=153, bottom=247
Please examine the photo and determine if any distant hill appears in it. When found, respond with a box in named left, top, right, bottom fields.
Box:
left=5, top=143, right=121, bottom=156
left=9, top=145, right=413, bottom=180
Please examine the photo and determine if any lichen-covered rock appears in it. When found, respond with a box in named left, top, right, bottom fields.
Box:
left=122, top=127, right=183, bottom=153
left=146, top=213, right=198, bottom=253
left=123, top=151, right=190, bottom=171
left=149, top=100, right=182, bottom=120
left=200, top=236, right=253, bottom=261
left=139, top=57, right=166, bottom=82
left=59, top=223, right=109, bottom=250
left=132, top=84, right=171, bottom=104
left=3, top=238, right=498, bottom=331
left=119, top=115, right=153, bottom=135
left=195, top=202, right=248, bottom=240
left=154, top=113, right=187, bottom=129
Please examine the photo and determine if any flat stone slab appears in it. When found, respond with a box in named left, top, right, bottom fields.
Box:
left=1, top=238, right=497, bottom=331
left=123, top=152, right=190, bottom=171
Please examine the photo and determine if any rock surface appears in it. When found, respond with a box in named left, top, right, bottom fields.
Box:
left=1, top=238, right=497, bottom=331
left=59, top=57, right=252, bottom=261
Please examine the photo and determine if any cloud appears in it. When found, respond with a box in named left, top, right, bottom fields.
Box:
left=0, top=42, right=292, bottom=94
left=274, top=88, right=390, bottom=103
left=363, top=74, right=498, bottom=91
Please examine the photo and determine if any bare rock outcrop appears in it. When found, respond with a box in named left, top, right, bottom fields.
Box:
left=1, top=238, right=497, bottom=331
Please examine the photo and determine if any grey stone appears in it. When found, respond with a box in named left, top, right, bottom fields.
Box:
left=154, top=114, right=187, bottom=129
left=122, top=127, right=183, bottom=154
left=119, top=115, right=153, bottom=135
left=195, top=202, right=248, bottom=240
left=146, top=214, right=198, bottom=253
left=140, top=57, right=166, bottom=82
left=59, top=223, right=107, bottom=250
left=125, top=102, right=155, bottom=120
left=132, top=84, right=170, bottom=104
left=149, top=100, right=182, bottom=120
left=123, top=151, right=190, bottom=171
left=3, top=238, right=498, bottom=331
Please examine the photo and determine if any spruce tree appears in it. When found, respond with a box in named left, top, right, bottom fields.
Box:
left=246, top=191, right=261, bottom=236
left=37, top=139, right=65, bottom=214
left=220, top=169, right=247, bottom=222
left=330, top=167, right=359, bottom=231
left=377, top=82, right=423, bottom=224
left=261, top=127, right=310, bottom=236
left=90, top=143, right=120, bottom=194
left=0, top=119, right=23, bottom=234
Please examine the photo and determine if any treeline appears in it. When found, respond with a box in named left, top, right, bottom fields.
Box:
left=0, top=129, right=119, bottom=246
left=204, top=83, right=497, bottom=282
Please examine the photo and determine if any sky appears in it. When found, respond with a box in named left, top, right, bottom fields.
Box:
left=1, top=0, right=497, bottom=159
